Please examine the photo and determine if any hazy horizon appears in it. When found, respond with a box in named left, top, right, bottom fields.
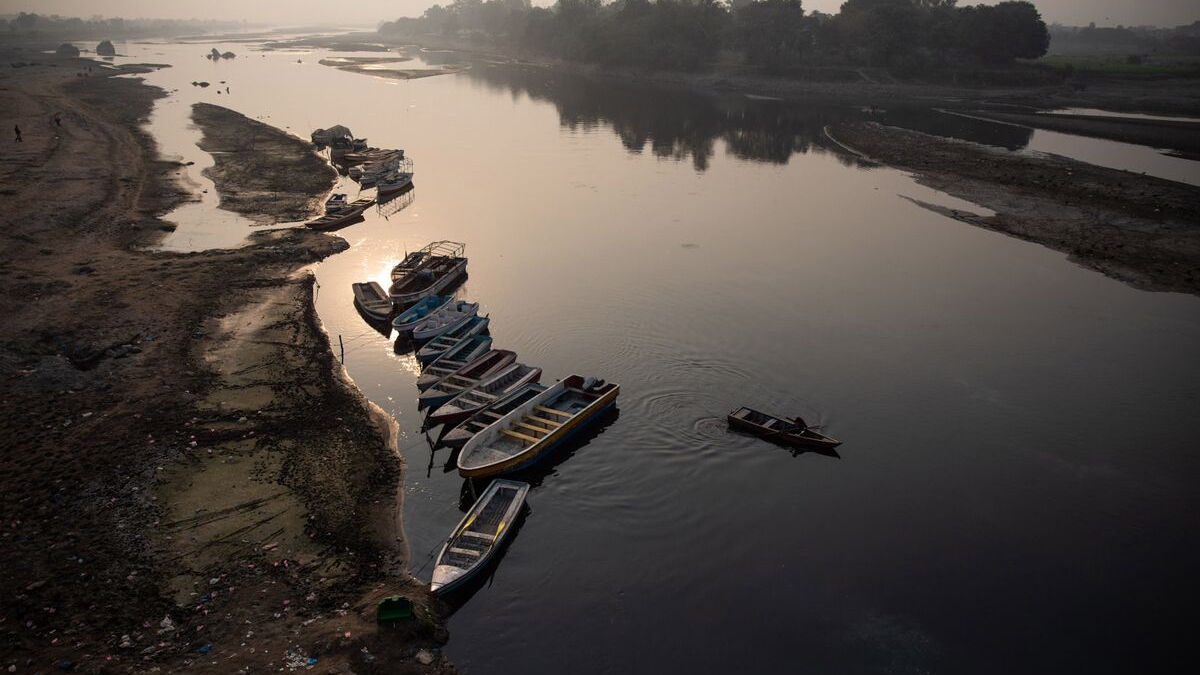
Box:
left=1, top=0, right=1197, bottom=29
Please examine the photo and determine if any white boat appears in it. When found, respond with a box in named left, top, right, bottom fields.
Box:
left=428, top=363, right=543, bottom=427
left=458, top=375, right=619, bottom=478
left=411, top=301, right=479, bottom=341
left=438, top=383, right=548, bottom=449
left=389, top=241, right=468, bottom=305
left=431, top=479, right=529, bottom=595
left=352, top=281, right=392, bottom=321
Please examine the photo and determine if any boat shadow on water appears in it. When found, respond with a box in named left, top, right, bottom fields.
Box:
left=377, top=183, right=415, bottom=217
left=353, top=302, right=394, bottom=338
left=727, top=426, right=842, bottom=459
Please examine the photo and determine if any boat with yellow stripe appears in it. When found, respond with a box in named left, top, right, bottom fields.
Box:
left=430, top=479, right=529, bottom=595
left=457, top=375, right=619, bottom=478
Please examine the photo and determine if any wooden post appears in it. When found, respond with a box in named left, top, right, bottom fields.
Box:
left=339, top=334, right=344, bottom=363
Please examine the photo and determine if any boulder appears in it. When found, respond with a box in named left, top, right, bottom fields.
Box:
left=56, top=43, right=80, bottom=57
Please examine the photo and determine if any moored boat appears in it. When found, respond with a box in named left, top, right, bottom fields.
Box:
left=727, top=407, right=841, bottom=449
left=428, top=363, right=542, bottom=427
left=411, top=301, right=479, bottom=341
left=377, top=170, right=413, bottom=196
left=389, top=241, right=467, bottom=305
left=325, top=193, right=348, bottom=212
left=438, top=383, right=547, bottom=448
left=418, top=349, right=517, bottom=410
left=418, top=335, right=494, bottom=388
left=457, top=375, right=619, bottom=478
left=306, top=198, right=375, bottom=230
left=430, top=479, right=529, bottom=595
left=416, top=316, right=490, bottom=364
left=352, top=281, right=393, bottom=321
left=391, top=295, right=453, bottom=336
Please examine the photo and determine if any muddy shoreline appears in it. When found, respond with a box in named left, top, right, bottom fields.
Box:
left=0, top=54, right=452, bottom=673
left=826, top=122, right=1200, bottom=295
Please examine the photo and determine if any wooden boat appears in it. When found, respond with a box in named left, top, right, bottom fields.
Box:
left=411, top=301, right=479, bottom=342
left=305, top=198, right=374, bottom=230
left=325, top=193, right=348, bottom=212
left=391, top=295, right=453, bottom=335
left=341, top=147, right=402, bottom=165
left=389, top=241, right=468, bottom=305
left=726, top=407, right=841, bottom=449
left=418, top=350, right=517, bottom=410
left=351, top=281, right=393, bottom=320
left=430, top=479, right=529, bottom=595
left=418, top=335, right=493, bottom=388
left=428, top=363, right=542, bottom=427
left=458, top=375, right=619, bottom=478
left=416, top=316, right=489, bottom=364
left=439, top=383, right=547, bottom=448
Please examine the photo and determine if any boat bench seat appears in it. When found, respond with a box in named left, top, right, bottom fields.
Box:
left=459, top=531, right=497, bottom=542
left=500, top=428, right=541, bottom=444
left=513, top=420, right=550, bottom=434
left=534, top=405, right=570, bottom=418
left=525, top=415, right=563, bottom=426
left=448, top=547, right=482, bottom=558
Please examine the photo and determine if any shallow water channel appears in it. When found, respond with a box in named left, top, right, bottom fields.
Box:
left=121, top=39, right=1200, bottom=673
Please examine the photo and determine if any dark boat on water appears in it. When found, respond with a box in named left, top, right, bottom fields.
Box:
left=727, top=407, right=841, bottom=449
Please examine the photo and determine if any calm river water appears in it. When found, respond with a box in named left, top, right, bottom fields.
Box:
left=115, top=38, right=1200, bottom=674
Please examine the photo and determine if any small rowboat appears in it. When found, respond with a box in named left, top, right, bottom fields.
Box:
left=377, top=171, right=413, bottom=196
left=351, top=281, right=392, bottom=321
left=428, top=363, right=542, bottom=427
left=416, top=316, right=489, bottom=364
left=458, top=375, right=619, bottom=478
left=306, top=198, right=375, bottom=230
left=325, top=193, right=348, bottom=212
left=418, top=350, right=517, bottom=411
left=726, top=407, right=841, bottom=449
left=431, top=479, right=529, bottom=595
left=391, top=295, right=453, bottom=335
left=419, top=335, right=493, bottom=387
left=438, top=383, right=547, bottom=448
left=411, top=301, right=479, bottom=342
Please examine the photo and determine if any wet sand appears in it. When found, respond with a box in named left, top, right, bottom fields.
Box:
left=0, top=54, right=452, bottom=673
left=945, top=109, right=1200, bottom=160
left=826, top=121, right=1200, bottom=295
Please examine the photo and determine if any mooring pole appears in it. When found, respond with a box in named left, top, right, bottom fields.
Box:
left=339, top=334, right=344, bottom=363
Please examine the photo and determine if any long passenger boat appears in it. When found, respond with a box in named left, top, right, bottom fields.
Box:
left=418, top=350, right=517, bottom=410
left=428, top=363, right=542, bottom=427
left=438, top=383, right=547, bottom=449
left=430, top=479, right=529, bottom=595
left=388, top=241, right=467, bottom=305
left=457, top=375, right=619, bottom=478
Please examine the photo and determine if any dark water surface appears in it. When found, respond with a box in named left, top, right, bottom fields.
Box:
left=125, top=42, right=1200, bottom=673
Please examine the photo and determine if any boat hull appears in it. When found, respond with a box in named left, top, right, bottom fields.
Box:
left=726, top=411, right=841, bottom=449
left=430, top=479, right=528, bottom=595
left=390, top=258, right=468, bottom=305
left=458, top=385, right=619, bottom=478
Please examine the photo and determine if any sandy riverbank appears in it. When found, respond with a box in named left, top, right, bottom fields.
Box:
left=0, top=53, right=452, bottom=673
left=826, top=122, right=1200, bottom=295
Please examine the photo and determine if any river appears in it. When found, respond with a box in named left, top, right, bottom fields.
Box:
left=112, top=38, right=1200, bottom=674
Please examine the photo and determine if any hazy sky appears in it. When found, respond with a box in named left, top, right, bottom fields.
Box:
left=3, top=0, right=1196, bottom=28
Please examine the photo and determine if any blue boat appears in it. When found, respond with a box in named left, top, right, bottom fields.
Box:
left=391, top=295, right=452, bottom=335
left=416, top=316, right=490, bottom=364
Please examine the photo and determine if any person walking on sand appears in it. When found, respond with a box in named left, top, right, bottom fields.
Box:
left=14, top=125, right=21, bottom=142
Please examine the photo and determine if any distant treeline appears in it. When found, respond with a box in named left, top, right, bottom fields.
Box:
left=379, top=0, right=1052, bottom=73
left=1048, top=21, right=1200, bottom=56
left=0, top=12, right=250, bottom=38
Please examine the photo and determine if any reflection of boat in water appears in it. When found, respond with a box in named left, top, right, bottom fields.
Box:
left=429, top=363, right=543, bottom=427
left=430, top=479, right=529, bottom=595
left=458, top=375, right=619, bottom=478
left=438, top=383, right=547, bottom=448
left=351, top=281, right=392, bottom=321
left=389, top=241, right=468, bottom=305
left=377, top=183, right=416, bottom=217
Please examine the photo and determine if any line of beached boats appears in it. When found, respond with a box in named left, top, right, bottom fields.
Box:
left=306, top=124, right=414, bottom=230
left=352, top=240, right=619, bottom=595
